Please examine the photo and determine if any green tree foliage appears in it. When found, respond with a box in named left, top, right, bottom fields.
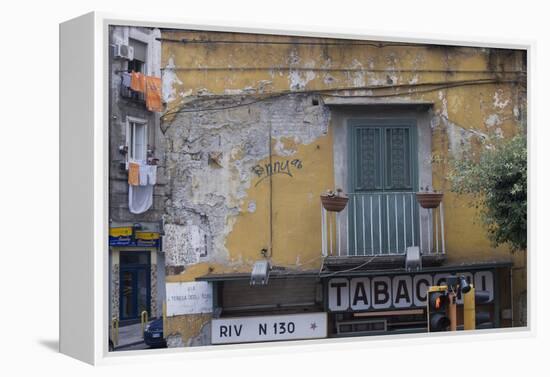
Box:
left=449, top=133, right=527, bottom=252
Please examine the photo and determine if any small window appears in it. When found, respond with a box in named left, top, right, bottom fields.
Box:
left=126, top=117, right=148, bottom=164
left=128, top=38, right=147, bottom=73
left=127, top=59, right=144, bottom=74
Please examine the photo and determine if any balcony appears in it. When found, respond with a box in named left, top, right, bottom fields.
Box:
left=321, top=192, right=445, bottom=263
left=120, top=81, right=145, bottom=103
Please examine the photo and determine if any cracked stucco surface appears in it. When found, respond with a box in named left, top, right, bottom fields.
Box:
left=162, top=94, right=330, bottom=270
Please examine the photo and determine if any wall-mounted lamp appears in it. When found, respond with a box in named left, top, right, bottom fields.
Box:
left=250, top=260, right=271, bottom=286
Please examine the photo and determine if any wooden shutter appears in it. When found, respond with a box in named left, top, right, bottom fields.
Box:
left=385, top=127, right=412, bottom=190
left=354, top=127, right=382, bottom=191
left=348, top=120, right=418, bottom=255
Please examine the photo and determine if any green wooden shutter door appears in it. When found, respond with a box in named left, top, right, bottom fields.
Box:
left=385, top=127, right=412, bottom=190
left=355, top=127, right=382, bottom=191
left=348, top=120, right=418, bottom=255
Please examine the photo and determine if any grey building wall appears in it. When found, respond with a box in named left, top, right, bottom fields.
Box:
left=108, top=26, right=166, bottom=320
left=108, top=25, right=166, bottom=228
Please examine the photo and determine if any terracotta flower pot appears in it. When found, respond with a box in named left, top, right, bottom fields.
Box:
left=416, top=192, right=444, bottom=209
left=321, top=195, right=349, bottom=212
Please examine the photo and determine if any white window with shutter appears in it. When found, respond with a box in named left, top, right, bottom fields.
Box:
left=126, top=116, right=148, bottom=166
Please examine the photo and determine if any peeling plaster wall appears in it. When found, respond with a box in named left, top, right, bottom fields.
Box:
left=109, top=251, right=120, bottom=321
left=165, top=313, right=213, bottom=347
left=163, top=94, right=331, bottom=272
left=159, top=30, right=527, bottom=342
left=161, top=31, right=526, bottom=262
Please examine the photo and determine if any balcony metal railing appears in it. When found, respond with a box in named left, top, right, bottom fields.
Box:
left=120, top=82, right=145, bottom=102
left=321, top=192, right=445, bottom=257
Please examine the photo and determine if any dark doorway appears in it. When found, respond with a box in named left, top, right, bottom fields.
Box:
left=119, top=251, right=151, bottom=321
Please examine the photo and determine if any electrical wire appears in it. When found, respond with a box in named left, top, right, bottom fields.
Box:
left=319, top=255, right=381, bottom=278
left=157, top=37, right=431, bottom=48
left=160, top=66, right=525, bottom=75
left=160, top=78, right=521, bottom=120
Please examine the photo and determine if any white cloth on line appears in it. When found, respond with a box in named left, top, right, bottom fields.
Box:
left=121, top=72, right=131, bottom=88
left=147, top=165, right=157, bottom=185
left=129, top=184, right=153, bottom=214
left=138, top=163, right=149, bottom=186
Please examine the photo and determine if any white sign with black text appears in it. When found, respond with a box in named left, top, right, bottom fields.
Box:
left=328, top=270, right=494, bottom=312
left=166, top=281, right=213, bottom=316
left=211, top=313, right=327, bottom=344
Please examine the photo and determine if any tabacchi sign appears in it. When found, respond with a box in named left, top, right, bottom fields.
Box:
left=211, top=313, right=327, bottom=344
left=327, top=271, right=494, bottom=312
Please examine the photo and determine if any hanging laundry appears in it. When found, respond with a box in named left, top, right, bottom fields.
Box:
left=121, top=72, right=132, bottom=88
left=146, top=164, right=157, bottom=185
left=138, top=163, right=149, bottom=186
left=130, top=71, right=146, bottom=92
left=145, top=76, right=163, bottom=112
left=128, top=161, right=140, bottom=186
left=128, top=184, right=153, bottom=214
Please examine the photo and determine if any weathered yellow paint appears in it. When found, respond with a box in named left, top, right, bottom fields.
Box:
left=225, top=134, right=334, bottom=269
left=165, top=313, right=212, bottom=346
left=160, top=29, right=526, bottom=338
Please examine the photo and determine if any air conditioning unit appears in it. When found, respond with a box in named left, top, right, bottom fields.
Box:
left=112, top=43, right=134, bottom=60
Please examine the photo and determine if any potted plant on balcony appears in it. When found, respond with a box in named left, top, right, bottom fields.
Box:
left=320, top=188, right=349, bottom=212
left=416, top=186, right=444, bottom=209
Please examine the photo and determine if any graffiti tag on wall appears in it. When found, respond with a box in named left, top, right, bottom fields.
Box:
left=251, top=159, right=303, bottom=186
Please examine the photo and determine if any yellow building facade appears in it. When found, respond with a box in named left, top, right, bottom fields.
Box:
left=158, top=29, right=527, bottom=346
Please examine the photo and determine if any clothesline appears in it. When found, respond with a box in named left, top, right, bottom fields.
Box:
left=120, top=71, right=163, bottom=112
left=128, top=160, right=157, bottom=214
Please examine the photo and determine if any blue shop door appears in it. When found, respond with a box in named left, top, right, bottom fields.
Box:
left=119, top=251, right=151, bottom=321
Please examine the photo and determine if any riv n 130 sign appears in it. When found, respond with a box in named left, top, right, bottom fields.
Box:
left=212, top=313, right=327, bottom=344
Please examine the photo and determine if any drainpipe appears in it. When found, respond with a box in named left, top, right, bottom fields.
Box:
left=268, top=118, right=273, bottom=258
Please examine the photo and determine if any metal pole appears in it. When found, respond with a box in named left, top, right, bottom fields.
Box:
left=162, top=300, right=167, bottom=340
left=112, top=317, right=119, bottom=346
left=410, top=194, right=415, bottom=246
left=329, top=211, right=333, bottom=256
left=448, top=292, right=457, bottom=331
left=354, top=195, right=358, bottom=255
left=369, top=196, right=374, bottom=255
left=141, top=310, right=148, bottom=337
left=386, top=196, right=390, bottom=254
left=419, top=206, right=423, bottom=253
left=378, top=195, right=382, bottom=254
left=345, top=204, right=349, bottom=256
left=338, top=210, right=341, bottom=257
left=464, top=285, right=476, bottom=330
left=361, top=196, right=366, bottom=255
left=428, top=208, right=432, bottom=254
left=321, top=204, right=326, bottom=257
left=402, top=195, right=406, bottom=252
left=439, top=203, right=446, bottom=254
left=435, top=206, right=439, bottom=254
left=394, top=194, right=398, bottom=254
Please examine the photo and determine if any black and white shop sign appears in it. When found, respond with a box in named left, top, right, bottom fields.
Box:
left=327, top=271, right=494, bottom=312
